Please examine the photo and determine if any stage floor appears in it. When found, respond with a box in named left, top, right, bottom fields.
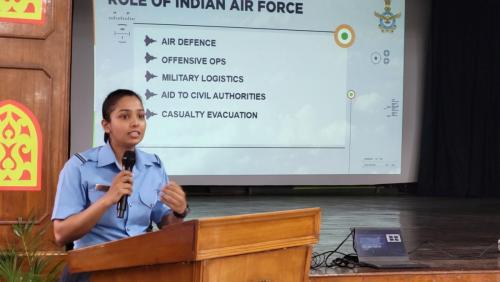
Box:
left=188, top=195, right=500, bottom=273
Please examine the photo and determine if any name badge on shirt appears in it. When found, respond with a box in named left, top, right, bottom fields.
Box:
left=95, top=184, right=110, bottom=192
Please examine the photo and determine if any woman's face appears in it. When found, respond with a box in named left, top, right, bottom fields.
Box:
left=102, top=96, right=146, bottom=150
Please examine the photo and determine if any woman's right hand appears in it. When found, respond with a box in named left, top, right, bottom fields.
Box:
left=104, top=171, right=133, bottom=206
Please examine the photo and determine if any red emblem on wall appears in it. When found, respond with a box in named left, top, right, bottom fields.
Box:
left=0, top=0, right=46, bottom=25
left=0, top=100, right=43, bottom=191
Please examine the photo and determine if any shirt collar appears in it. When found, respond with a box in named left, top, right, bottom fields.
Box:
left=97, top=142, right=120, bottom=169
left=97, top=142, right=157, bottom=171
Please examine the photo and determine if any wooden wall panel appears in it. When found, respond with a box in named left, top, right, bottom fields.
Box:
left=0, top=0, right=54, bottom=39
left=0, top=67, right=52, bottom=223
left=0, top=0, right=72, bottom=250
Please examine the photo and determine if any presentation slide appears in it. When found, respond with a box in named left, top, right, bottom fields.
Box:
left=93, top=0, right=405, bottom=176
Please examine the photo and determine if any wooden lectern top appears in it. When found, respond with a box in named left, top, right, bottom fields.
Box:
left=67, top=208, right=321, bottom=274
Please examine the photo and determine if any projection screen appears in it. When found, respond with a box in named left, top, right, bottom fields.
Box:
left=71, top=0, right=430, bottom=185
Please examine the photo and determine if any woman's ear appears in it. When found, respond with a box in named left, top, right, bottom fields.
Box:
left=101, top=119, right=110, bottom=134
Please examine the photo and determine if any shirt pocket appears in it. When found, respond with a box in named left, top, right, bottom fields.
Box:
left=135, top=187, right=158, bottom=226
left=138, top=187, right=157, bottom=210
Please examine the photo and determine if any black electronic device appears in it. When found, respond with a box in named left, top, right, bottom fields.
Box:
left=352, top=227, right=429, bottom=269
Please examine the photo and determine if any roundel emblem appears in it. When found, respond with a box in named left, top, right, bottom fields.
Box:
left=334, top=24, right=356, bottom=48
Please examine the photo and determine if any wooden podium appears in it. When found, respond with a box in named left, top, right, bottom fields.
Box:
left=67, top=208, right=321, bottom=282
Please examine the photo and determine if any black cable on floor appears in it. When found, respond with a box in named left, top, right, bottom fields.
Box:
left=311, top=230, right=358, bottom=270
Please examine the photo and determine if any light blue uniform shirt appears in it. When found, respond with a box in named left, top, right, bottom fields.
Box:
left=51, top=142, right=171, bottom=249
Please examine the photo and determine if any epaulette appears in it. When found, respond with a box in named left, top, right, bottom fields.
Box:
left=74, top=153, right=87, bottom=164
left=154, top=154, right=161, bottom=164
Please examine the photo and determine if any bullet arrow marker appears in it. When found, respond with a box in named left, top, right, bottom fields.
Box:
left=144, top=35, right=156, bottom=46
left=145, top=71, right=157, bottom=82
left=144, top=89, right=158, bottom=100
left=145, top=109, right=157, bottom=120
left=145, top=52, right=157, bottom=63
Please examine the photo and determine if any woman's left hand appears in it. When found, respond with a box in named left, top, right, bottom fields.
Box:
left=159, top=181, right=187, bottom=214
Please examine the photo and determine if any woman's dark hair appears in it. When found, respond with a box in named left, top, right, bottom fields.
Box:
left=102, top=89, right=143, bottom=143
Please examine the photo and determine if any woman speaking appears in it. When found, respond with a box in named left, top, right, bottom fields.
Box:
left=52, top=89, right=188, bottom=250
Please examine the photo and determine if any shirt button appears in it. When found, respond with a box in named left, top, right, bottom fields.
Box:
left=129, top=203, right=132, bottom=207
left=126, top=228, right=130, bottom=231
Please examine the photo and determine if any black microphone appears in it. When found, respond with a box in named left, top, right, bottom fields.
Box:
left=117, top=150, right=135, bottom=218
